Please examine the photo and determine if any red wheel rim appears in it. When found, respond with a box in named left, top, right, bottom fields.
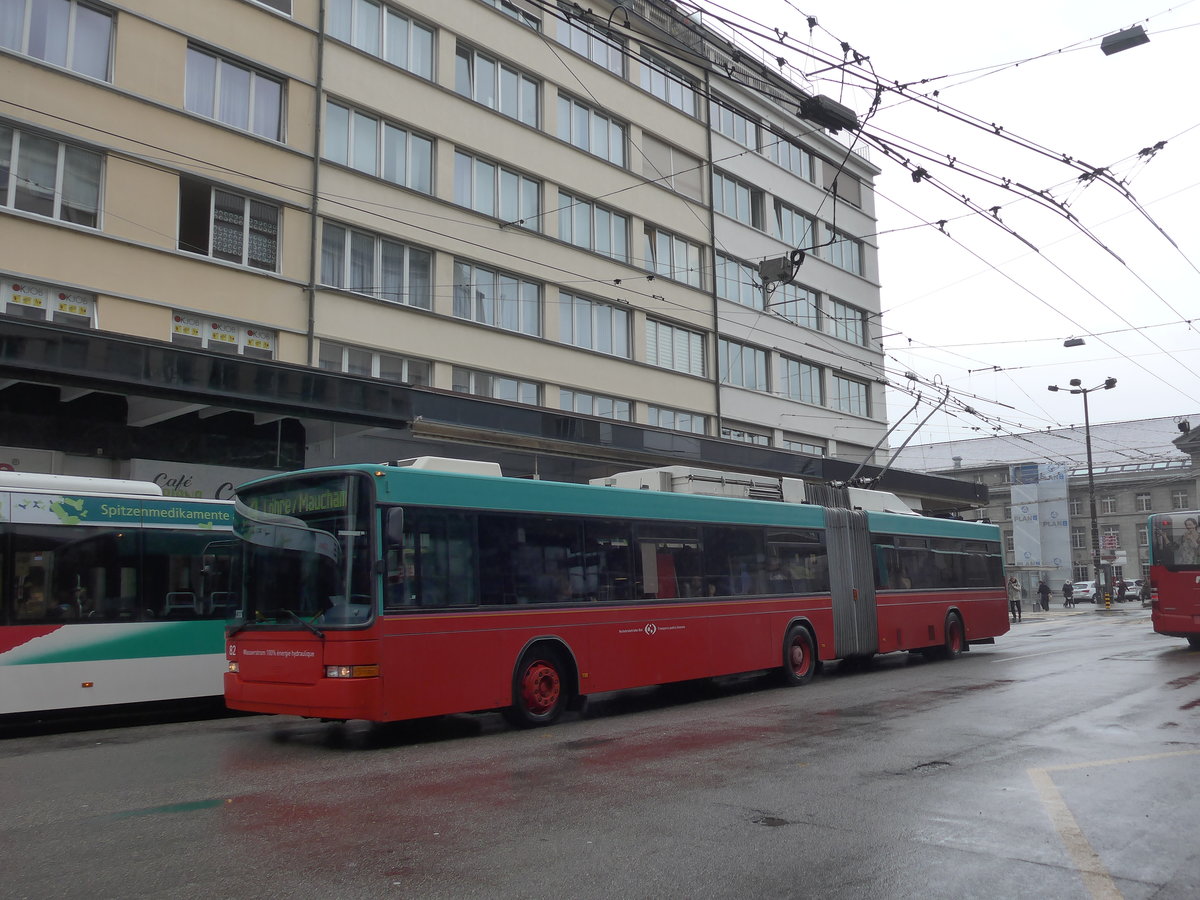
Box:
left=948, top=620, right=963, bottom=652
left=789, top=635, right=811, bottom=677
left=519, top=660, right=561, bottom=715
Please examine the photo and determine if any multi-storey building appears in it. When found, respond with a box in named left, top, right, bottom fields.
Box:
left=892, top=416, right=1200, bottom=589
left=0, top=0, right=976, bottom=507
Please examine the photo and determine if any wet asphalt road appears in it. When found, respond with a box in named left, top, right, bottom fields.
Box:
left=2, top=607, right=1198, bottom=900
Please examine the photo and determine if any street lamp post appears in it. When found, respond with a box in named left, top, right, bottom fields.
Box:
left=1048, top=377, right=1118, bottom=602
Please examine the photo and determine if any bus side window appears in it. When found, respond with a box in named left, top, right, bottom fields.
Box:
left=403, top=509, right=477, bottom=608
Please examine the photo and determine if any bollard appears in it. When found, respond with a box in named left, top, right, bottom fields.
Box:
left=1104, top=593, right=1111, bottom=610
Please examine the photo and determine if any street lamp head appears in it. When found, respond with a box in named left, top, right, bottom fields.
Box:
left=1069, top=378, right=1082, bottom=387
left=1047, top=385, right=1059, bottom=392
left=1103, top=377, right=1117, bottom=390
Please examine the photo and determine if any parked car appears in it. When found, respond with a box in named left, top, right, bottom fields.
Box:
left=1072, top=580, right=1098, bottom=603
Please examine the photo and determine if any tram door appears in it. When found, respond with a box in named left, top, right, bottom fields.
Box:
left=825, top=508, right=879, bottom=658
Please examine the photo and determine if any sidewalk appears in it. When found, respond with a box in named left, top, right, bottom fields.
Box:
left=1013, top=602, right=1149, bottom=622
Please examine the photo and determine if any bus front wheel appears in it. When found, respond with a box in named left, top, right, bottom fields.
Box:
left=503, top=647, right=568, bottom=728
left=780, top=625, right=817, bottom=686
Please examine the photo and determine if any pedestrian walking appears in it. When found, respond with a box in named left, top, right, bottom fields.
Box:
left=1116, top=578, right=1128, bottom=603
left=1139, top=580, right=1152, bottom=605
left=1037, top=579, right=1051, bottom=612
left=1062, top=581, right=1074, bottom=608
left=1008, top=576, right=1022, bottom=623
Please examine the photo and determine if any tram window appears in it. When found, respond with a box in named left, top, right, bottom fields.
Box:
left=635, top=524, right=700, bottom=600
left=143, top=530, right=232, bottom=619
left=766, top=529, right=829, bottom=594
left=12, top=525, right=141, bottom=623
left=700, top=526, right=764, bottom=597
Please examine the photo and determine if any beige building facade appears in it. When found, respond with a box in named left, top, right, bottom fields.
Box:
left=0, top=0, right=977, bottom=505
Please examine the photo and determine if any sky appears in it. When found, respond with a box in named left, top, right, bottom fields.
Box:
left=692, top=0, right=1200, bottom=450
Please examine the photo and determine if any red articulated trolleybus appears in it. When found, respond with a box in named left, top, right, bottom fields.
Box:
left=224, top=458, right=1009, bottom=727
left=1148, top=511, right=1200, bottom=648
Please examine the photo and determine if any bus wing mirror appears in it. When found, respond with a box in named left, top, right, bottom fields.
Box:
left=385, top=507, right=405, bottom=544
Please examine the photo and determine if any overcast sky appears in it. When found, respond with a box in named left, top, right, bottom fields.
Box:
left=694, top=0, right=1200, bottom=451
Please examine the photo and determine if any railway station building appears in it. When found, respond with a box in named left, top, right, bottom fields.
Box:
left=891, top=417, right=1200, bottom=592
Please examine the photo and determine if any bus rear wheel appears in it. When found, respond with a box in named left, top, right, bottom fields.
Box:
left=780, top=625, right=816, bottom=686
left=503, top=647, right=568, bottom=728
left=935, top=612, right=965, bottom=660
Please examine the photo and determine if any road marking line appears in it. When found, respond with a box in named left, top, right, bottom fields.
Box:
left=1029, top=750, right=1200, bottom=900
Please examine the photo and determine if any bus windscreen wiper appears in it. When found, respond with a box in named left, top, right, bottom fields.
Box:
left=279, top=608, right=324, bottom=638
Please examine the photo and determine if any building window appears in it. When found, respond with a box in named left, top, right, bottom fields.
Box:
left=1004, top=532, right=1014, bottom=553
left=760, top=132, right=813, bottom=181
left=454, top=45, right=538, bottom=127
left=560, top=389, right=631, bottom=420
left=1071, top=527, right=1086, bottom=550
left=559, top=293, right=629, bottom=357
left=1137, top=524, right=1149, bottom=547
left=647, top=405, right=706, bottom=434
left=555, top=17, right=621, bottom=72
left=323, top=100, right=433, bottom=193
left=825, top=226, right=863, bottom=275
left=452, top=260, right=540, bottom=336
left=1100, top=496, right=1117, bottom=514
left=1135, top=492, right=1152, bottom=512
left=831, top=374, right=869, bottom=416
left=250, top=0, right=291, bottom=13
left=770, top=282, right=818, bottom=329
left=1101, top=524, right=1120, bottom=548
left=1172, top=490, right=1189, bottom=510
left=318, top=340, right=430, bottom=385
left=822, top=164, right=862, bottom=207
left=722, top=425, right=770, bottom=446
left=639, top=133, right=703, bottom=201
left=185, top=46, right=283, bottom=141
left=171, top=313, right=275, bottom=358
left=1, top=125, right=102, bottom=227
left=646, top=320, right=704, bottom=376
left=773, top=200, right=816, bottom=249
left=639, top=50, right=698, bottom=116
left=3, top=276, right=94, bottom=328
left=715, top=254, right=761, bottom=308
left=643, top=225, right=703, bottom=287
left=709, top=96, right=758, bottom=149
left=452, top=366, right=539, bottom=405
left=0, top=0, right=113, bottom=80
left=1073, top=564, right=1088, bottom=581
left=480, top=0, right=540, bottom=30
left=557, top=95, right=625, bottom=166
left=719, top=338, right=768, bottom=391
left=320, top=222, right=432, bottom=308
left=558, top=192, right=628, bottom=261
left=781, top=357, right=822, bottom=405
left=178, top=179, right=278, bottom=271
left=783, top=436, right=825, bottom=456
left=326, top=0, right=434, bottom=78
left=1069, top=498, right=1081, bottom=516
left=454, top=151, right=540, bottom=229
left=824, top=296, right=867, bottom=345
left=713, top=171, right=763, bottom=229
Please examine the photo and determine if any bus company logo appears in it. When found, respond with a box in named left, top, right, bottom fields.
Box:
left=617, top=623, right=687, bottom=635
left=228, top=643, right=236, bottom=656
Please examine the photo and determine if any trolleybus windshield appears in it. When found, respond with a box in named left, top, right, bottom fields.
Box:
left=233, top=474, right=373, bottom=626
